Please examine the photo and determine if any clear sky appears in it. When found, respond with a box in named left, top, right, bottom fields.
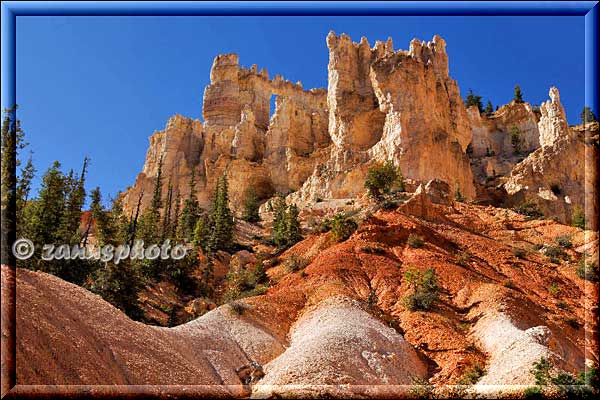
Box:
left=15, top=16, right=586, bottom=204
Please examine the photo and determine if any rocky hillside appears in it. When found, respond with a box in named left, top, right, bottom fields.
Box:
left=5, top=184, right=597, bottom=397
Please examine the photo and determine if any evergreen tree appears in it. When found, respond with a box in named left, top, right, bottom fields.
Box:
left=16, top=153, right=35, bottom=238
left=284, top=203, right=302, bottom=246
left=510, top=126, right=522, bottom=154
left=109, top=192, right=129, bottom=245
left=207, top=175, right=234, bottom=252
left=161, top=178, right=174, bottom=240
left=177, top=170, right=199, bottom=242
left=364, top=161, right=400, bottom=200
left=271, top=193, right=288, bottom=247
left=193, top=213, right=209, bottom=252
left=89, top=187, right=112, bottom=246
left=581, top=106, right=597, bottom=124
left=454, top=183, right=465, bottom=202
left=138, top=155, right=163, bottom=244
left=513, top=85, right=524, bottom=103
left=1, top=106, right=25, bottom=266
left=89, top=261, right=143, bottom=320
left=465, top=89, right=484, bottom=113
left=171, top=190, right=181, bottom=240
left=242, top=187, right=260, bottom=223
left=58, top=157, right=88, bottom=244
left=484, top=100, right=494, bottom=116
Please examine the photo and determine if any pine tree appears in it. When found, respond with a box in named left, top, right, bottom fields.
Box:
left=171, top=190, right=181, bottom=240
left=109, top=192, right=129, bottom=245
left=16, top=153, right=35, bottom=238
left=89, top=187, right=112, bottom=246
left=1, top=106, right=25, bottom=266
left=271, top=193, right=288, bottom=247
left=484, top=100, right=493, bottom=116
left=139, top=155, right=163, bottom=244
left=284, top=203, right=302, bottom=246
left=242, top=186, right=260, bottom=223
left=581, top=106, right=597, bottom=124
left=513, top=85, right=524, bottom=103
left=193, top=213, right=209, bottom=251
left=161, top=178, right=174, bottom=240
left=465, top=89, right=483, bottom=113
left=58, top=157, right=89, bottom=244
left=207, top=175, right=234, bottom=252
left=177, top=170, right=199, bottom=242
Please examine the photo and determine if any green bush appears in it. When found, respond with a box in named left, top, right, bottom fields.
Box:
left=407, top=234, right=425, bottom=248
left=330, top=212, right=358, bottom=242
left=514, top=202, right=543, bottom=220
left=361, top=245, right=386, bottom=255
left=364, top=160, right=404, bottom=200
left=523, top=386, right=543, bottom=399
left=284, top=254, right=309, bottom=273
left=548, top=283, right=560, bottom=297
left=403, top=267, right=439, bottom=311
left=572, top=206, right=586, bottom=229
left=556, top=235, right=573, bottom=249
left=577, top=257, right=599, bottom=282
left=456, top=364, right=485, bottom=385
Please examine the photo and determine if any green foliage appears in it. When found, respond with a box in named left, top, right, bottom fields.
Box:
left=361, top=244, right=386, bottom=255
left=456, top=364, right=485, bottom=385
left=330, top=212, right=358, bottom=242
left=284, top=254, right=309, bottom=273
left=523, top=386, right=543, bottom=399
left=484, top=100, right=494, bottom=116
left=403, top=267, right=439, bottom=311
left=514, top=201, right=543, bottom=220
left=529, top=357, right=599, bottom=398
left=407, top=234, right=425, bottom=248
left=138, top=156, right=164, bottom=245
left=581, top=106, right=597, bottom=124
left=193, top=213, right=210, bottom=252
left=364, top=160, right=403, bottom=200
left=513, top=85, right=524, bottom=103
left=89, top=261, right=144, bottom=320
left=548, top=283, right=560, bottom=297
left=177, top=170, right=200, bottom=242
left=572, top=206, right=586, bottom=229
left=556, top=235, right=572, bottom=249
left=454, top=183, right=465, bottom=202
left=271, top=194, right=303, bottom=249
left=207, top=175, right=234, bottom=253
left=510, top=125, right=522, bottom=154
left=577, top=255, right=599, bottom=282
left=242, top=187, right=260, bottom=223
left=531, top=357, right=553, bottom=386
left=465, top=89, right=483, bottom=113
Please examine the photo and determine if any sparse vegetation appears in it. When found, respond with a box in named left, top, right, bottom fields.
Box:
left=403, top=267, right=439, bottom=311
left=409, top=377, right=433, bottom=398
left=510, top=125, right=523, bottom=154
left=364, top=160, right=403, bottom=200
left=581, top=106, right=597, bottom=124
left=548, top=283, right=560, bottom=297
left=242, top=187, right=260, bottom=223
left=456, top=364, right=485, bottom=385
left=512, top=247, right=527, bottom=259
left=465, top=89, right=483, bottom=113
left=556, top=235, right=572, bottom=249
left=530, top=357, right=598, bottom=398
left=229, top=300, right=249, bottom=315
left=572, top=206, right=586, bottom=229
left=455, top=250, right=472, bottom=267
left=513, top=85, right=524, bottom=103
left=361, top=244, right=386, bottom=255
left=454, top=183, right=465, bottom=202
left=514, top=201, right=543, bottom=220
left=271, top=194, right=303, bottom=248
left=407, top=234, right=425, bottom=248
left=284, top=254, right=309, bottom=273
left=577, top=255, right=599, bottom=282
left=330, top=212, right=358, bottom=242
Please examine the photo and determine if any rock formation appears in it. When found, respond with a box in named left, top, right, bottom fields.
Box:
left=293, top=33, right=476, bottom=204
left=503, top=88, right=598, bottom=229
left=124, top=32, right=480, bottom=214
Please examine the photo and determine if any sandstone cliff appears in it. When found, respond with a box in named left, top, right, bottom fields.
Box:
left=293, top=33, right=476, bottom=204
left=124, top=32, right=480, bottom=214
left=503, top=88, right=598, bottom=229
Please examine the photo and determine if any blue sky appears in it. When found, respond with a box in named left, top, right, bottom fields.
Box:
left=15, top=16, right=586, bottom=204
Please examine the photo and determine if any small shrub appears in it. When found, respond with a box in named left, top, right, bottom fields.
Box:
left=361, top=245, right=386, bottom=255
left=503, top=280, right=516, bottom=289
left=512, top=247, right=527, bottom=259
left=454, top=183, right=465, bottom=202
left=230, top=301, right=249, bottom=315
left=557, top=301, right=570, bottom=311
left=548, top=283, right=560, bottom=297
left=330, top=213, right=358, bottom=242
left=523, top=386, right=543, bottom=399
left=284, top=254, right=309, bottom=273
left=364, top=160, right=404, bottom=200
left=572, top=206, right=586, bottom=229
left=514, top=202, right=544, bottom=220
left=455, top=250, right=472, bottom=267
left=544, top=245, right=566, bottom=261
left=577, top=257, right=599, bottom=282
left=457, top=364, right=485, bottom=385
left=407, top=234, right=425, bottom=248
left=403, top=267, right=439, bottom=311
left=556, top=235, right=573, bottom=249
left=409, top=377, right=433, bottom=399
